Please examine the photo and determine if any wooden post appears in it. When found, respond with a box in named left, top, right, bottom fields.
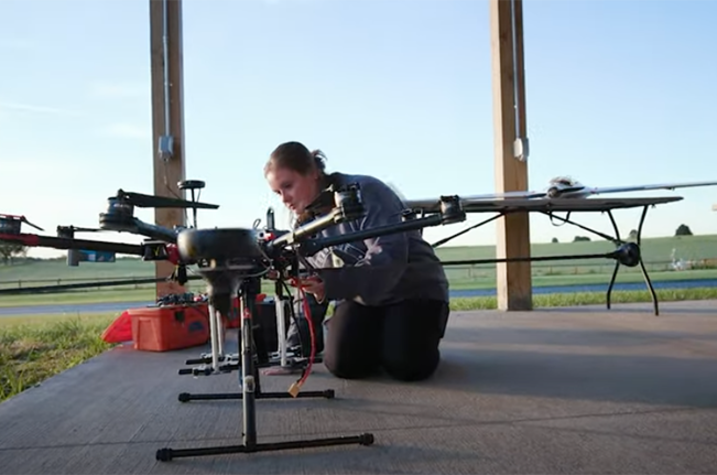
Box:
left=149, top=0, right=186, bottom=298
left=489, top=0, right=532, bottom=310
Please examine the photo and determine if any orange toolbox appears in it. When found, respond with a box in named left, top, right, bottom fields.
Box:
left=129, top=304, right=211, bottom=352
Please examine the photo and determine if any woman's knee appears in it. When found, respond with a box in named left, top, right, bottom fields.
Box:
left=322, top=302, right=383, bottom=380
left=323, top=350, right=380, bottom=380
left=380, top=299, right=446, bottom=382
left=381, top=348, right=440, bottom=382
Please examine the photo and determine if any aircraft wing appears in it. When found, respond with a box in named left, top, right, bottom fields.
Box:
left=581, top=180, right=717, bottom=196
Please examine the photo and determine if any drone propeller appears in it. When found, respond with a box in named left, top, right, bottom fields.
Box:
left=0, top=214, right=44, bottom=234
left=114, top=189, right=219, bottom=209
left=57, top=224, right=103, bottom=235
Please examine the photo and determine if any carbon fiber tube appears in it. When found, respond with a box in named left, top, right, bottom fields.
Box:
left=0, top=233, right=144, bottom=255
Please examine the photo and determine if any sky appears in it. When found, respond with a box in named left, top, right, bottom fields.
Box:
left=1, top=0, right=716, bottom=260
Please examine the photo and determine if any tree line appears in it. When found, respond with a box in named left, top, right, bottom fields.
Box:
left=552, top=224, right=693, bottom=243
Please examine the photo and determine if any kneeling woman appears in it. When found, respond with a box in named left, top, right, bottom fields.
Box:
left=264, top=141, right=450, bottom=382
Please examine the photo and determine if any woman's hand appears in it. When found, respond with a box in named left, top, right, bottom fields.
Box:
left=296, top=275, right=325, bottom=303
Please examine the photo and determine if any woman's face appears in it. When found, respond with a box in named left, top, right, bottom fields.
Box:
left=266, top=166, right=320, bottom=215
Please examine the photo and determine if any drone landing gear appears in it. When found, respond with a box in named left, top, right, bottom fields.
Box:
left=540, top=204, right=659, bottom=315
left=436, top=204, right=661, bottom=316
left=156, top=433, right=374, bottom=461
left=177, top=283, right=327, bottom=401
left=158, top=277, right=374, bottom=461
left=603, top=205, right=658, bottom=315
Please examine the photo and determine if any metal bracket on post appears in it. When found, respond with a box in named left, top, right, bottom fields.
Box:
left=158, top=134, right=174, bottom=161
left=513, top=136, right=529, bottom=162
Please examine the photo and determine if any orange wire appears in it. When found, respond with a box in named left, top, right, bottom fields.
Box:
left=293, top=280, right=316, bottom=386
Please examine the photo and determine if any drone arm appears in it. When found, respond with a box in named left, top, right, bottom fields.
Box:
left=301, top=192, right=463, bottom=257
left=271, top=208, right=345, bottom=250
left=100, top=218, right=178, bottom=244
left=266, top=184, right=366, bottom=253
left=0, top=232, right=144, bottom=256
left=134, top=220, right=179, bottom=243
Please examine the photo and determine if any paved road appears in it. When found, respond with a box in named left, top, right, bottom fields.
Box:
left=1, top=277, right=715, bottom=317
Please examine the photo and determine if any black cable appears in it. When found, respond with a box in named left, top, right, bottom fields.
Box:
left=281, top=279, right=307, bottom=360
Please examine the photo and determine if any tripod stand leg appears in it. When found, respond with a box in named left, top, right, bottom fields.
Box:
left=606, top=261, right=620, bottom=310
left=636, top=205, right=659, bottom=316
left=216, top=305, right=225, bottom=361
left=156, top=433, right=374, bottom=461
left=240, top=289, right=257, bottom=449
left=276, top=295, right=288, bottom=367
left=178, top=389, right=335, bottom=402
left=208, top=303, right=220, bottom=372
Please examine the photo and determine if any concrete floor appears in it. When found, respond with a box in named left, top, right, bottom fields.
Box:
left=1, top=300, right=716, bottom=474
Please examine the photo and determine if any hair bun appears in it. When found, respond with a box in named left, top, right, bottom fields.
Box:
left=311, top=149, right=327, bottom=172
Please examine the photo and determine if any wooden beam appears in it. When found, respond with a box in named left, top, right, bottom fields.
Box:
left=149, top=0, right=186, bottom=298
left=489, top=0, right=532, bottom=310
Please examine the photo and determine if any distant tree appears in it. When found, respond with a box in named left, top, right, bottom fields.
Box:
left=0, top=243, right=27, bottom=265
left=675, top=224, right=693, bottom=236
left=551, top=237, right=558, bottom=243
left=573, top=236, right=591, bottom=242
left=629, top=229, right=638, bottom=240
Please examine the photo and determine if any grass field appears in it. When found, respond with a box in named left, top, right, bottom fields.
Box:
left=0, top=312, right=116, bottom=402
left=1, top=234, right=715, bottom=308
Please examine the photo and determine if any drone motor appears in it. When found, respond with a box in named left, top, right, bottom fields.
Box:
left=99, top=196, right=137, bottom=231
left=333, top=184, right=364, bottom=221
left=0, top=214, right=44, bottom=235
left=0, top=216, right=22, bottom=235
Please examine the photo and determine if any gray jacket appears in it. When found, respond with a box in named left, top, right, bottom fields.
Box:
left=302, top=172, right=449, bottom=307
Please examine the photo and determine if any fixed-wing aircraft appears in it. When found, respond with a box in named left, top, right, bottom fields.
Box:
left=402, top=176, right=717, bottom=209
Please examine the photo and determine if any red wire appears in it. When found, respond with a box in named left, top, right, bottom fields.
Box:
left=295, top=283, right=316, bottom=386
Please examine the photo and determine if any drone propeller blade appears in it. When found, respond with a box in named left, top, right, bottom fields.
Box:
left=21, top=216, right=44, bottom=232
left=117, top=190, right=219, bottom=209
left=581, top=180, right=717, bottom=196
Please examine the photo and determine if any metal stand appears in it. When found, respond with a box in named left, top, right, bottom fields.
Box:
left=438, top=204, right=662, bottom=315
left=178, top=302, right=236, bottom=377
left=157, top=276, right=374, bottom=461
left=604, top=205, right=658, bottom=315
left=538, top=205, right=658, bottom=315
left=177, top=278, right=323, bottom=394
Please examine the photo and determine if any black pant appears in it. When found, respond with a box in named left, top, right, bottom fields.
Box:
left=323, top=298, right=449, bottom=382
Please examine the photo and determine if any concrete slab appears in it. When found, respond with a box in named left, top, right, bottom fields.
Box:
left=1, top=300, right=716, bottom=474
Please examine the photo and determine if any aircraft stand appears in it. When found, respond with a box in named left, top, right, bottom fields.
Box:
left=437, top=204, right=661, bottom=315
left=156, top=276, right=373, bottom=461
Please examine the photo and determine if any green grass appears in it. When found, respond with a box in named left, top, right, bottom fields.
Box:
left=0, top=312, right=117, bottom=402
left=448, top=286, right=717, bottom=310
